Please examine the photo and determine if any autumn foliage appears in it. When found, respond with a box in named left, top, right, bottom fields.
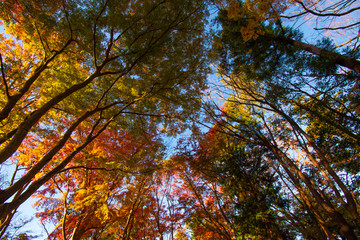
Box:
left=0, top=0, right=359, bottom=239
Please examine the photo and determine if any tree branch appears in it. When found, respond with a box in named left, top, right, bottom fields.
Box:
left=0, top=54, right=9, bottom=99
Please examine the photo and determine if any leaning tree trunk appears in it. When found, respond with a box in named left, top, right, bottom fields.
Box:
left=265, top=34, right=360, bottom=73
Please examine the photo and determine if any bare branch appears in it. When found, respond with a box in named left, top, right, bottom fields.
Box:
left=295, top=0, right=360, bottom=17
left=314, top=21, right=360, bottom=30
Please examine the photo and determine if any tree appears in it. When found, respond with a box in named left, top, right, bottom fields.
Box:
left=214, top=0, right=360, bottom=73
left=0, top=0, right=209, bottom=234
left=172, top=126, right=293, bottom=239
left=211, top=6, right=360, bottom=238
left=215, top=0, right=360, bottom=50
left=203, top=88, right=359, bottom=238
left=31, top=126, right=163, bottom=239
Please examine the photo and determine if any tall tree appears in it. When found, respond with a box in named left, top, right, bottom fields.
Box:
left=211, top=4, right=360, bottom=239
left=171, top=130, right=292, bottom=239
left=0, top=0, right=209, bottom=233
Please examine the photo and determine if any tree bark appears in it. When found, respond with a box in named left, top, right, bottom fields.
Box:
left=265, top=34, right=360, bottom=73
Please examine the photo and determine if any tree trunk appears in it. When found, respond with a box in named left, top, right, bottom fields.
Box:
left=265, top=34, right=360, bottom=73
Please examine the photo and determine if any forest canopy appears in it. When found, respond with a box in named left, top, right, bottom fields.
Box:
left=0, top=0, right=359, bottom=239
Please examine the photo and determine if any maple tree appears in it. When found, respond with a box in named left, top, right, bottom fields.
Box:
left=31, top=126, right=163, bottom=239
left=0, top=0, right=209, bottom=236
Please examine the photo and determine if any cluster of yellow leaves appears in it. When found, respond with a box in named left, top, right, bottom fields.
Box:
left=220, top=73, right=260, bottom=125
left=70, top=184, right=113, bottom=223
left=0, top=32, right=36, bottom=93
left=218, top=0, right=289, bottom=41
left=1, top=0, right=66, bottom=49
left=225, top=0, right=289, bottom=20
